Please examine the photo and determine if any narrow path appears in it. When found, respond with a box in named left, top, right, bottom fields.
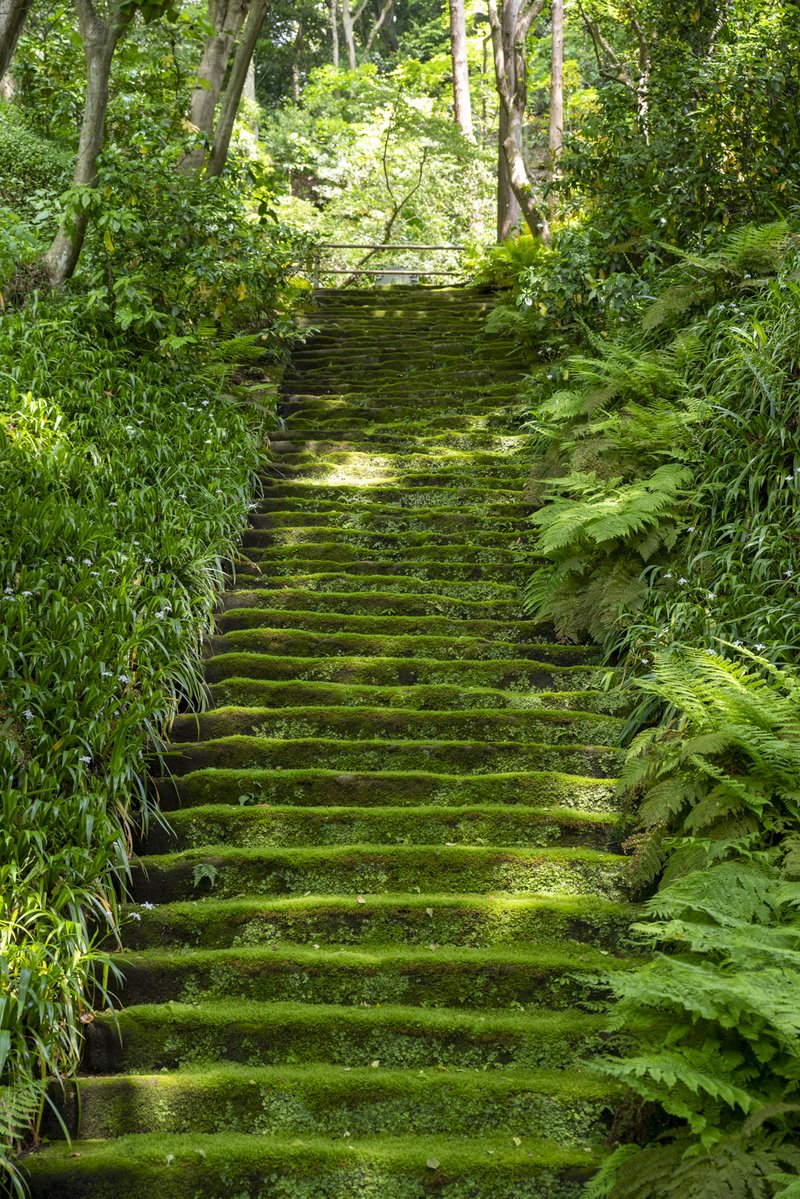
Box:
left=28, top=287, right=634, bottom=1198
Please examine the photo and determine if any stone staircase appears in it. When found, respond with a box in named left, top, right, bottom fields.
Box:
left=25, top=287, right=634, bottom=1199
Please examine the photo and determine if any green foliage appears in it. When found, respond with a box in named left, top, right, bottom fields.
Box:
left=582, top=650, right=800, bottom=1194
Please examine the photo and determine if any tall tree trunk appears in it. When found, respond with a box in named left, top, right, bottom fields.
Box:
left=42, top=0, right=129, bottom=286
left=448, top=0, right=474, bottom=141
left=495, top=0, right=521, bottom=240
left=330, top=0, right=339, bottom=66
left=181, top=0, right=249, bottom=173
left=341, top=0, right=356, bottom=68
left=292, top=18, right=303, bottom=103
left=548, top=0, right=563, bottom=173
left=0, top=0, right=32, bottom=82
left=489, top=0, right=549, bottom=242
left=374, top=0, right=397, bottom=51
left=206, top=0, right=267, bottom=177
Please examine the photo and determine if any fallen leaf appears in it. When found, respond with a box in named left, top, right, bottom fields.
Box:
left=371, top=1060, right=380, bottom=1068
left=425, top=907, right=434, bottom=917
left=512, top=1137, right=521, bottom=1147
left=426, top=1158, right=440, bottom=1170
left=357, top=896, right=366, bottom=904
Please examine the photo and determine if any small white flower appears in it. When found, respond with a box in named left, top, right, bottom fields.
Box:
left=79, top=754, right=92, bottom=764
left=132, top=540, right=139, bottom=546
left=678, top=577, right=688, bottom=585
left=706, top=591, right=717, bottom=600
left=66, top=557, right=75, bottom=563
left=4, top=587, right=12, bottom=594
left=83, top=559, right=93, bottom=566
left=130, top=911, right=142, bottom=921
left=21, top=590, right=32, bottom=597
left=663, top=572, right=673, bottom=579
left=785, top=570, right=793, bottom=578
left=786, top=475, right=794, bottom=482
left=140, top=902, right=155, bottom=910
left=755, top=643, right=767, bottom=651
left=23, top=709, right=33, bottom=721
left=144, top=557, right=153, bottom=564
left=118, top=674, right=129, bottom=683
left=100, top=669, right=112, bottom=677
left=686, top=526, right=696, bottom=533
left=109, top=502, right=117, bottom=507
left=641, top=657, right=650, bottom=664
left=155, top=610, right=167, bottom=620
left=733, top=639, right=743, bottom=646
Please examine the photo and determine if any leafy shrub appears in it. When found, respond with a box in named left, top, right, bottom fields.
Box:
left=523, top=221, right=800, bottom=664
left=0, top=102, right=70, bottom=219
left=587, top=651, right=800, bottom=1197
left=0, top=242, right=301, bottom=1188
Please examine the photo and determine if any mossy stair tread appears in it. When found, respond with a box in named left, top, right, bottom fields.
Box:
left=55, top=288, right=629, bottom=1192
left=53, top=1063, right=620, bottom=1146
left=121, top=891, right=637, bottom=951
left=169, top=704, right=623, bottom=745
left=156, top=766, right=618, bottom=814
left=23, top=1133, right=601, bottom=1199
left=206, top=677, right=629, bottom=715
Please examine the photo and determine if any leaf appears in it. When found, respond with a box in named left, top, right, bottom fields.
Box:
left=426, top=1158, right=440, bottom=1170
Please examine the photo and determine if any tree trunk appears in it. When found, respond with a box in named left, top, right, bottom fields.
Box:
left=181, top=0, right=249, bottom=173
left=243, top=58, right=258, bottom=135
left=489, top=0, right=549, bottom=242
left=494, top=0, right=521, bottom=240
left=0, top=0, right=32, bottom=83
left=292, top=19, right=303, bottom=103
left=330, top=0, right=339, bottom=66
left=206, top=0, right=268, bottom=177
left=341, top=0, right=356, bottom=69
left=448, top=0, right=474, bottom=141
left=42, top=0, right=128, bottom=286
left=548, top=0, right=563, bottom=172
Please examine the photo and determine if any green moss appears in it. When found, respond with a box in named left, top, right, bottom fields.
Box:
left=211, top=628, right=597, bottom=666
left=163, top=734, right=624, bottom=779
left=24, top=1131, right=598, bottom=1199
left=154, top=765, right=617, bottom=814
left=55, top=1064, right=620, bottom=1142
left=206, top=678, right=629, bottom=716
left=204, top=653, right=605, bottom=691
left=148, top=802, right=622, bottom=855
left=133, top=843, right=627, bottom=904
left=121, top=893, right=638, bottom=953
left=114, top=942, right=635, bottom=1010
left=83, top=1000, right=611, bottom=1073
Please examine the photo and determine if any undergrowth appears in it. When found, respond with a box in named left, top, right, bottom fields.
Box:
left=0, top=144, right=306, bottom=1189
left=512, top=219, right=800, bottom=1194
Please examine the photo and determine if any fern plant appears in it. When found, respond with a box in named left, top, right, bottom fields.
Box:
left=588, top=651, right=800, bottom=1197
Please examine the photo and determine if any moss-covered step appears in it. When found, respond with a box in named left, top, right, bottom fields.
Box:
left=205, top=678, right=630, bottom=717
left=168, top=705, right=623, bottom=748
left=113, top=943, right=633, bottom=1010
left=250, top=505, right=531, bottom=534
left=82, top=1000, right=612, bottom=1073
left=152, top=766, right=617, bottom=813
left=204, top=652, right=605, bottom=691
left=221, top=585, right=528, bottom=620
left=260, top=482, right=525, bottom=509
left=240, top=542, right=528, bottom=571
left=23, top=1131, right=601, bottom=1199
left=267, top=431, right=530, bottom=453
left=131, top=844, right=627, bottom=904
left=242, top=537, right=529, bottom=567
left=228, top=558, right=529, bottom=585
left=120, top=893, right=637, bottom=952
left=221, top=571, right=524, bottom=601
left=212, top=609, right=558, bottom=647
left=163, top=734, right=624, bottom=778
left=52, top=1063, right=620, bottom=1142
left=209, top=628, right=597, bottom=665
left=145, top=802, right=622, bottom=854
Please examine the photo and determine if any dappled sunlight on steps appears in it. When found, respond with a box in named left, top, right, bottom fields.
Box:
left=25, top=286, right=636, bottom=1199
